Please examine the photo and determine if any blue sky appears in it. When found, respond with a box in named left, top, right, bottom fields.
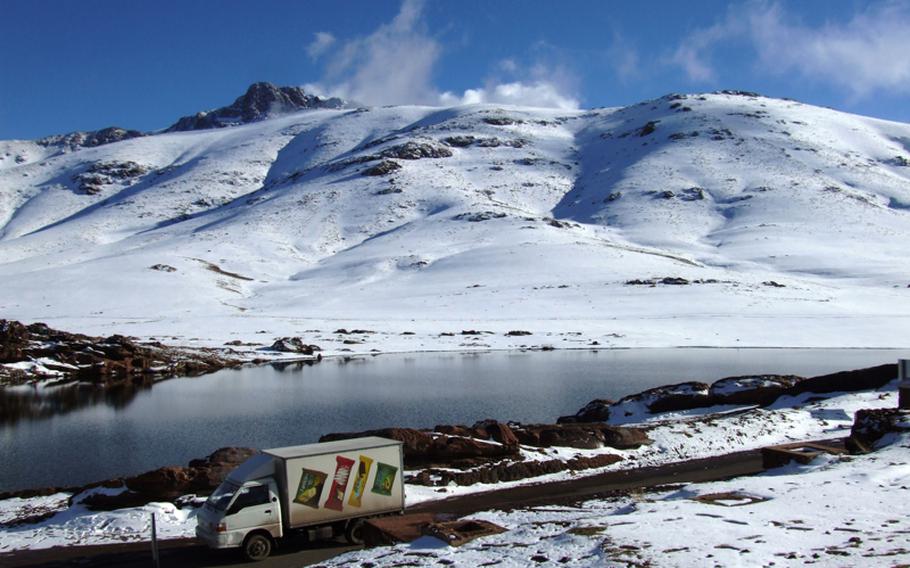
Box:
left=2, top=0, right=909, bottom=139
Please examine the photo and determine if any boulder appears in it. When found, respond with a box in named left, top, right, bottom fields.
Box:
left=124, top=466, right=196, bottom=500
left=709, top=375, right=802, bottom=406
left=786, top=364, right=897, bottom=396
left=471, top=420, right=520, bottom=447
left=268, top=337, right=321, bottom=355
left=557, top=398, right=613, bottom=423
left=623, top=381, right=711, bottom=414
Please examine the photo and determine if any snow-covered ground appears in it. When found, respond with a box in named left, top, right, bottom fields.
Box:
left=0, top=380, right=902, bottom=561
left=2, top=92, right=910, bottom=357
left=333, top=438, right=910, bottom=567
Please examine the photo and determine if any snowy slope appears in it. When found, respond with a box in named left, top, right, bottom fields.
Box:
left=1, top=91, right=910, bottom=351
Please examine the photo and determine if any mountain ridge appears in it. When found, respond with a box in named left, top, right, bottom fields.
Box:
left=1, top=89, right=909, bottom=353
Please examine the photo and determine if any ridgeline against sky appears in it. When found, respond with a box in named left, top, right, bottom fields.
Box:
left=1, top=0, right=909, bottom=139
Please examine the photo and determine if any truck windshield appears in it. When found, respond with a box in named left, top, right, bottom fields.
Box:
left=206, top=482, right=240, bottom=511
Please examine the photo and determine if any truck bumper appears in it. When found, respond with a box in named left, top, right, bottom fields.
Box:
left=196, top=524, right=242, bottom=549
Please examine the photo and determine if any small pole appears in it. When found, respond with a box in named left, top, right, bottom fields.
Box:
left=899, top=359, right=910, bottom=410
left=151, top=512, right=160, bottom=568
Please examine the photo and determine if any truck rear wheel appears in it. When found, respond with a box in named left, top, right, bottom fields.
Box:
left=344, top=518, right=366, bottom=545
left=242, top=533, right=273, bottom=562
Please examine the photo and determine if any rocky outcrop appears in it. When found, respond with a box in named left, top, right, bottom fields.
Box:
left=846, top=408, right=910, bottom=453
left=510, top=422, right=650, bottom=450
left=0, top=320, right=239, bottom=386
left=166, top=82, right=344, bottom=132
left=363, top=160, right=401, bottom=176
left=38, top=127, right=145, bottom=150
left=379, top=141, right=452, bottom=160
left=81, top=447, right=257, bottom=510
left=320, top=427, right=519, bottom=466
left=73, top=160, right=149, bottom=195
left=412, top=453, right=622, bottom=487
left=0, top=446, right=257, bottom=512
left=561, top=365, right=898, bottom=424
left=321, top=420, right=648, bottom=477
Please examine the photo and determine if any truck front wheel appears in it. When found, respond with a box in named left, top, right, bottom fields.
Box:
left=344, top=518, right=366, bottom=545
left=242, top=533, right=273, bottom=562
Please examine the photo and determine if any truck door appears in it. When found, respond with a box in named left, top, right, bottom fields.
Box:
left=225, top=482, right=281, bottom=540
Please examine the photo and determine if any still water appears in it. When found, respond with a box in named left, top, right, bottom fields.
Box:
left=1, top=348, right=906, bottom=492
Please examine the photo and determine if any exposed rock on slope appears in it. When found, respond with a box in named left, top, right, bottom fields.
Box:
left=37, top=126, right=145, bottom=150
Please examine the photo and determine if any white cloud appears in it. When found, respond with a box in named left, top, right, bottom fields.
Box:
left=442, top=81, right=579, bottom=109
left=670, top=1, right=910, bottom=97
left=669, top=8, right=745, bottom=82
left=306, top=32, right=336, bottom=60
left=606, top=32, right=643, bottom=82
left=307, top=0, right=578, bottom=109
left=750, top=2, right=910, bottom=97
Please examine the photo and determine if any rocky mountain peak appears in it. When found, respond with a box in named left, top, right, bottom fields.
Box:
left=165, top=82, right=345, bottom=132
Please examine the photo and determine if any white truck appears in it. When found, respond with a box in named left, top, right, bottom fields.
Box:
left=196, top=436, right=405, bottom=561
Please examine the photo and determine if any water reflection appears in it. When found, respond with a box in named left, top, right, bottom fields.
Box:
left=0, top=382, right=148, bottom=425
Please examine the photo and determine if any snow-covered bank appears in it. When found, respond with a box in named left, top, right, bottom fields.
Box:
left=0, top=377, right=901, bottom=557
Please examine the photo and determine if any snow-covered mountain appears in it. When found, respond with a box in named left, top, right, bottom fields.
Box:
left=2, top=86, right=909, bottom=351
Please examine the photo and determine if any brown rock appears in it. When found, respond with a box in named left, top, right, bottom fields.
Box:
left=709, top=375, right=803, bottom=406
left=471, top=420, right=520, bottom=446
left=787, top=364, right=897, bottom=397
left=511, top=423, right=649, bottom=450
left=320, top=427, right=518, bottom=465
left=557, top=398, right=613, bottom=423
left=321, top=428, right=433, bottom=461
left=846, top=408, right=910, bottom=453
left=125, top=466, right=196, bottom=500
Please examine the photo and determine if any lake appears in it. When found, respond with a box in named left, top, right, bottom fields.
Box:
left=1, top=348, right=906, bottom=492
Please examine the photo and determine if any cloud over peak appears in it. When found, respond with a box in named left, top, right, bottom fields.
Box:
left=671, top=1, right=910, bottom=98
left=306, top=0, right=578, bottom=109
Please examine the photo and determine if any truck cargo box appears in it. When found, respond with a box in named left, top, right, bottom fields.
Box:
left=264, top=436, right=405, bottom=528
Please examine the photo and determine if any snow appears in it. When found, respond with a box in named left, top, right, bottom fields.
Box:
left=327, top=438, right=910, bottom=567
left=325, top=422, right=910, bottom=567
left=0, top=487, right=196, bottom=553
left=0, top=94, right=909, bottom=355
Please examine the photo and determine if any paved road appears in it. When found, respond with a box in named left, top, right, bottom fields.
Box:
left=1, top=438, right=843, bottom=567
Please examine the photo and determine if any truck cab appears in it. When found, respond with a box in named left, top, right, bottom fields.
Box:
left=196, top=455, right=282, bottom=560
